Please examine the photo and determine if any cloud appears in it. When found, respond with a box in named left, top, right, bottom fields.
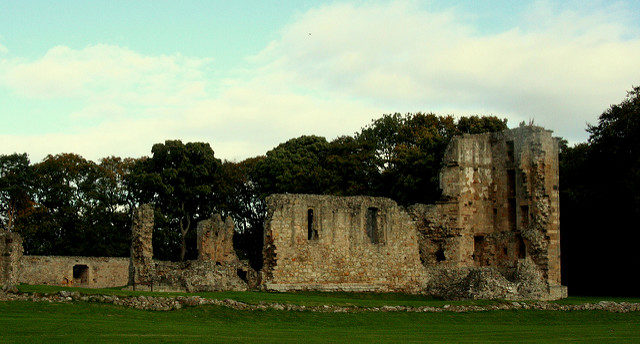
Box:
left=254, top=1, right=640, bottom=140
left=1, top=44, right=211, bottom=107
left=2, top=1, right=640, bottom=162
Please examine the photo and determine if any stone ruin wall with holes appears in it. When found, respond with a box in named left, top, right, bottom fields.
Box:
left=17, top=256, right=130, bottom=288
left=1, top=206, right=257, bottom=291
left=1, top=228, right=129, bottom=289
left=128, top=207, right=258, bottom=292
left=262, top=125, right=567, bottom=300
left=262, top=195, right=426, bottom=292
left=3, top=125, right=566, bottom=300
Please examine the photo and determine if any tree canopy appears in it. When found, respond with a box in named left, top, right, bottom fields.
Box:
left=560, top=86, right=640, bottom=296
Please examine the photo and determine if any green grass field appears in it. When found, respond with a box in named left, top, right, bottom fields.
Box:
left=3, top=285, right=640, bottom=343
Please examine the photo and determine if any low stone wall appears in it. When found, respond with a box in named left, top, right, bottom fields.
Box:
left=147, top=259, right=258, bottom=292
left=18, top=256, right=129, bottom=288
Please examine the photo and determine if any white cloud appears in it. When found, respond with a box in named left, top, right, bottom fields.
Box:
left=254, top=1, right=640, bottom=141
left=1, top=44, right=211, bottom=107
left=2, top=1, right=640, bottom=162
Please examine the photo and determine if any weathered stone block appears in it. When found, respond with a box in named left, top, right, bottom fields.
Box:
left=0, top=230, right=23, bottom=288
left=129, top=204, right=155, bottom=286
left=197, top=214, right=237, bottom=263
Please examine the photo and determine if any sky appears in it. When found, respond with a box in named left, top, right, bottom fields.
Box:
left=1, top=0, right=640, bottom=162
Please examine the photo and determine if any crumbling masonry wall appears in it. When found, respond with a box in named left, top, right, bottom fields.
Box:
left=129, top=204, right=155, bottom=286
left=127, top=207, right=257, bottom=292
left=197, top=214, right=237, bottom=263
left=2, top=229, right=129, bottom=289
left=0, top=230, right=23, bottom=288
left=262, top=126, right=567, bottom=299
left=18, top=256, right=129, bottom=288
left=262, top=195, right=425, bottom=292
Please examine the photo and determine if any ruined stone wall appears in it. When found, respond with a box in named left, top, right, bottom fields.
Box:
left=126, top=209, right=257, bottom=292
left=129, top=204, right=155, bottom=286
left=262, top=125, right=566, bottom=299
left=197, top=214, right=237, bottom=263
left=151, top=259, right=257, bottom=292
left=18, top=256, right=129, bottom=288
left=411, top=125, right=565, bottom=298
left=262, top=194, right=425, bottom=292
left=0, top=230, right=23, bottom=288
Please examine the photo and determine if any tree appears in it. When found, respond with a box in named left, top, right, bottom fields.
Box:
left=129, top=140, right=221, bottom=261
left=559, top=86, right=640, bottom=296
left=253, top=136, right=332, bottom=197
left=20, top=154, right=99, bottom=255
left=0, top=153, right=33, bottom=232
left=356, top=113, right=507, bottom=204
left=216, top=157, right=266, bottom=269
left=325, top=136, right=377, bottom=196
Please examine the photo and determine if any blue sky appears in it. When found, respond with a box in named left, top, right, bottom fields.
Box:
left=1, top=0, right=640, bottom=161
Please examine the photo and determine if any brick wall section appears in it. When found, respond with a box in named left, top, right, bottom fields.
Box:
left=18, top=256, right=129, bottom=288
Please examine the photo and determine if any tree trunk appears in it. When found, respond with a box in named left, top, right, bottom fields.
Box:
left=178, top=203, right=191, bottom=261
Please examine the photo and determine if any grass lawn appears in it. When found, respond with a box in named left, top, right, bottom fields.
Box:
left=2, top=300, right=640, bottom=343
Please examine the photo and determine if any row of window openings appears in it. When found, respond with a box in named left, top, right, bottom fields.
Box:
left=307, top=207, right=381, bottom=244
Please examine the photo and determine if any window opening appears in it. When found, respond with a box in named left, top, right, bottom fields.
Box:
left=236, top=269, right=248, bottom=283
left=365, top=207, right=379, bottom=244
left=517, top=235, right=527, bottom=258
left=307, top=209, right=318, bottom=240
left=520, top=205, right=530, bottom=227
left=72, top=264, right=89, bottom=284
left=507, top=169, right=516, bottom=198
left=473, top=236, right=485, bottom=263
left=508, top=199, right=517, bottom=230
left=506, top=140, right=515, bottom=162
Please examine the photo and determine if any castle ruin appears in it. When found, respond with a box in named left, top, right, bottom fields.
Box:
left=0, top=125, right=566, bottom=300
left=262, top=126, right=566, bottom=300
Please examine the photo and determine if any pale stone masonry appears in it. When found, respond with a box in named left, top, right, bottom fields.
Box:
left=18, top=256, right=129, bottom=288
left=0, top=230, right=23, bottom=288
left=262, top=195, right=426, bottom=292
left=128, top=209, right=257, bottom=292
left=197, top=214, right=237, bottom=263
left=129, top=204, right=155, bottom=287
left=262, top=125, right=567, bottom=300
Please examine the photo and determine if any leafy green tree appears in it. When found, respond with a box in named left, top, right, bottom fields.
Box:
left=457, top=115, right=508, bottom=134
left=325, top=136, right=377, bottom=196
left=356, top=113, right=507, bottom=204
left=0, top=153, right=33, bottom=232
left=216, top=158, right=266, bottom=269
left=253, top=136, right=332, bottom=197
left=19, top=154, right=98, bottom=255
left=560, top=86, right=640, bottom=296
left=129, top=140, right=221, bottom=261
